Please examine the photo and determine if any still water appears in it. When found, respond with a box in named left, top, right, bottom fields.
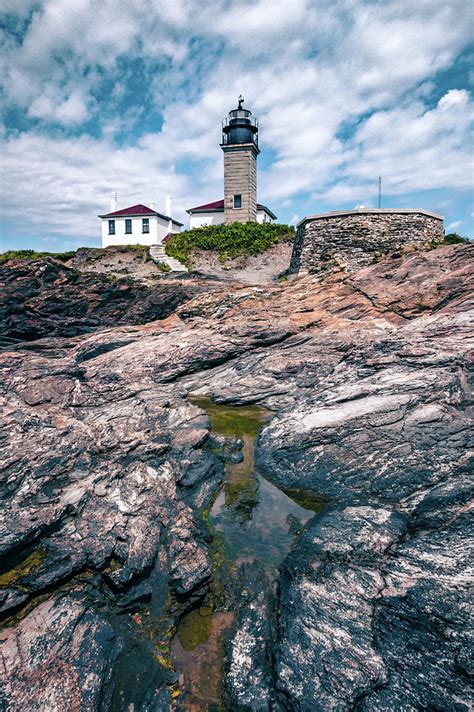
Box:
left=172, top=397, right=326, bottom=710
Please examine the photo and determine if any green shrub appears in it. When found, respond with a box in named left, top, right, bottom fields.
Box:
left=165, top=222, right=294, bottom=266
left=0, top=249, right=76, bottom=265
left=444, top=233, right=468, bottom=244
left=155, top=260, right=171, bottom=272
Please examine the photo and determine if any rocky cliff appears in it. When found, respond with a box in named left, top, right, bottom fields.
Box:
left=0, top=243, right=472, bottom=711
left=0, top=256, right=218, bottom=346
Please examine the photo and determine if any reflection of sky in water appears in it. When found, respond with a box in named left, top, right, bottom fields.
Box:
left=173, top=398, right=326, bottom=708
left=189, top=396, right=325, bottom=570
left=210, top=474, right=315, bottom=568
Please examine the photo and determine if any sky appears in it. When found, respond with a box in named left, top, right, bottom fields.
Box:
left=0, top=0, right=473, bottom=252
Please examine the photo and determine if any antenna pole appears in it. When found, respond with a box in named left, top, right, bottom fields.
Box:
left=378, top=175, right=382, bottom=209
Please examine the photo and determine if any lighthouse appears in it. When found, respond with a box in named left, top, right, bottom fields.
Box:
left=186, top=98, right=276, bottom=227
left=220, top=96, right=260, bottom=223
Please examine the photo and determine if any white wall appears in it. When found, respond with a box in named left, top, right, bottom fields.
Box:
left=189, top=209, right=275, bottom=229
left=101, top=215, right=180, bottom=248
left=189, top=211, right=225, bottom=229
left=256, top=209, right=275, bottom=224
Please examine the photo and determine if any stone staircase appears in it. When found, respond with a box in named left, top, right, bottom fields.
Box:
left=149, top=244, right=188, bottom=272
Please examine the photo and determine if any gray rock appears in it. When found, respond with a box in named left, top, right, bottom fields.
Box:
left=275, top=506, right=407, bottom=710
left=0, top=594, right=124, bottom=711
left=0, top=244, right=472, bottom=709
left=226, top=563, right=278, bottom=711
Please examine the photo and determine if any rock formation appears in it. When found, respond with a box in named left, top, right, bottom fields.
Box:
left=0, top=256, right=216, bottom=346
left=0, top=243, right=472, bottom=710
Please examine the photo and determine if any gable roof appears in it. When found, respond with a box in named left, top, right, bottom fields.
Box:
left=187, top=199, right=277, bottom=220
left=187, top=199, right=225, bottom=212
left=98, top=203, right=183, bottom=226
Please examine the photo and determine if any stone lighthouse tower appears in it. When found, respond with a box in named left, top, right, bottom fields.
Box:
left=221, top=96, right=260, bottom=223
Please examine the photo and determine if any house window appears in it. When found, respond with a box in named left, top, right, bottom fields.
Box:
left=125, top=218, right=132, bottom=234
left=142, top=218, right=149, bottom=233
left=108, top=220, right=115, bottom=235
left=233, top=194, right=242, bottom=208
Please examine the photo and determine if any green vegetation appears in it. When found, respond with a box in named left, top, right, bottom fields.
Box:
left=0, top=244, right=166, bottom=266
left=165, top=222, right=294, bottom=266
left=426, top=232, right=470, bottom=250
left=155, top=260, right=171, bottom=272
left=0, top=249, right=76, bottom=265
left=189, top=396, right=269, bottom=438
left=281, top=487, right=328, bottom=513
left=444, top=232, right=469, bottom=244
left=0, top=546, right=47, bottom=588
left=176, top=606, right=214, bottom=651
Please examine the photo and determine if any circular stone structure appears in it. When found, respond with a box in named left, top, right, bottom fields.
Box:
left=289, top=208, right=444, bottom=275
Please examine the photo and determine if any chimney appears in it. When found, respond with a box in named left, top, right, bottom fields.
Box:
left=165, top=195, right=172, bottom=217
left=110, top=191, right=117, bottom=212
left=150, top=201, right=156, bottom=211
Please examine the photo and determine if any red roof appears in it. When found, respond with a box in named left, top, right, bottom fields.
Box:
left=188, top=199, right=225, bottom=212
left=98, top=203, right=183, bottom=225
left=187, top=199, right=277, bottom=220
left=102, top=204, right=157, bottom=217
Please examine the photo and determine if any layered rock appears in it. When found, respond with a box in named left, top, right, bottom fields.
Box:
left=0, top=595, right=124, bottom=711
left=0, top=256, right=215, bottom=345
left=276, top=506, right=407, bottom=709
left=0, top=243, right=472, bottom=710
left=0, top=320, right=224, bottom=706
left=226, top=563, right=277, bottom=710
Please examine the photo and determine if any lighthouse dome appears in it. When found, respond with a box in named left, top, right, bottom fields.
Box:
left=222, top=96, right=258, bottom=146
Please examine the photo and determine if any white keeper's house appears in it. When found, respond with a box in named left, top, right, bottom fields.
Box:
left=99, top=195, right=183, bottom=249
left=187, top=199, right=277, bottom=229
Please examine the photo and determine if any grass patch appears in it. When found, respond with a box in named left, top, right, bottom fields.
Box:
left=426, top=233, right=470, bottom=250
left=165, top=222, right=294, bottom=266
left=0, top=249, right=76, bottom=265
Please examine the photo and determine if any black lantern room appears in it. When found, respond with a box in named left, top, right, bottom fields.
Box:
left=221, top=96, right=258, bottom=147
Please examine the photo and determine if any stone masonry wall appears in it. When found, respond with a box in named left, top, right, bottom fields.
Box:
left=223, top=145, right=257, bottom=223
left=289, top=211, right=444, bottom=275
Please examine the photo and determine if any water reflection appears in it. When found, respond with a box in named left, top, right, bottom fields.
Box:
left=172, top=396, right=327, bottom=710
left=190, top=396, right=326, bottom=567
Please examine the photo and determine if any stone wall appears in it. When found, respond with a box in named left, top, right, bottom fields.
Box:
left=289, top=209, right=444, bottom=275
left=223, top=144, right=258, bottom=223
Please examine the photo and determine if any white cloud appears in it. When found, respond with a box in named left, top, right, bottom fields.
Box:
left=27, top=89, right=91, bottom=126
left=318, top=89, right=474, bottom=202
left=0, top=0, right=473, bottom=243
left=0, top=131, right=197, bottom=238
left=446, top=220, right=462, bottom=231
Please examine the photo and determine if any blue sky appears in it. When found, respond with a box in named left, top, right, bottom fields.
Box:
left=0, top=0, right=473, bottom=252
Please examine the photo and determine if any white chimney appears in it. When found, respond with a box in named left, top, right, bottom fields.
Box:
left=110, top=191, right=117, bottom=212
left=165, top=195, right=172, bottom=217
left=150, top=201, right=156, bottom=211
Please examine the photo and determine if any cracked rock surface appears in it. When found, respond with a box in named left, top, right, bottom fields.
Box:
left=0, top=243, right=472, bottom=710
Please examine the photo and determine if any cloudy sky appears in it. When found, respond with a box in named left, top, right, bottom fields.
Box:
left=0, top=0, right=473, bottom=252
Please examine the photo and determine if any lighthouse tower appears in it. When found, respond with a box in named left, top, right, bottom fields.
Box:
left=220, top=96, right=260, bottom=223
